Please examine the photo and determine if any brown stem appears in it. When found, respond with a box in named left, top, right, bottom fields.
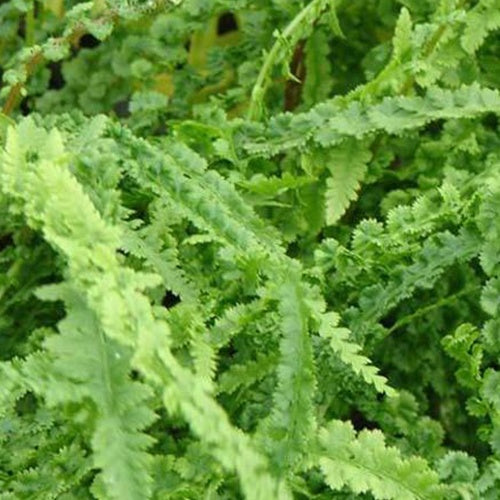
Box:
left=2, top=50, right=44, bottom=115
left=284, top=40, right=307, bottom=112
left=2, top=83, right=23, bottom=116
left=1, top=12, right=117, bottom=116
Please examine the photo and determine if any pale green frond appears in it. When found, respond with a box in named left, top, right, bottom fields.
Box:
left=318, top=420, right=446, bottom=500
left=319, top=312, right=395, bottom=396
left=258, top=268, right=317, bottom=473
left=303, top=140, right=371, bottom=225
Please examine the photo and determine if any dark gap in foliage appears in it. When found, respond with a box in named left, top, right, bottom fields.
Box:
left=25, top=150, right=39, bottom=162
left=184, top=39, right=191, bottom=52
left=217, top=12, right=238, bottom=36
left=0, top=233, right=13, bottom=251
left=389, top=155, right=403, bottom=169
left=20, top=97, right=31, bottom=116
left=349, top=409, right=379, bottom=431
left=17, top=17, right=25, bottom=39
left=286, top=240, right=300, bottom=259
left=113, top=99, right=131, bottom=118
left=152, top=122, right=168, bottom=136
left=353, top=178, right=417, bottom=222
left=219, top=343, right=237, bottom=364
left=15, top=392, right=38, bottom=415
left=167, top=423, right=188, bottom=442
left=425, top=386, right=441, bottom=422
left=423, top=119, right=445, bottom=137
left=48, top=62, right=65, bottom=90
left=79, top=34, right=101, bottom=49
left=469, top=257, right=487, bottom=281
left=119, top=177, right=154, bottom=220
left=130, top=370, right=140, bottom=380
left=438, top=389, right=490, bottom=459
left=482, top=112, right=498, bottom=129
left=162, top=290, right=181, bottom=309
left=380, top=312, right=397, bottom=331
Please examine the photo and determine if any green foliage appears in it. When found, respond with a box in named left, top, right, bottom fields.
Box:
left=0, top=0, right=499, bottom=498
left=318, top=420, right=446, bottom=499
left=302, top=139, right=372, bottom=225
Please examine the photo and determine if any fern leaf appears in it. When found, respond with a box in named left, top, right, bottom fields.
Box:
left=243, top=85, right=500, bottom=156
left=208, top=300, right=266, bottom=348
left=116, top=126, right=280, bottom=260
left=442, top=323, right=483, bottom=390
left=217, top=352, right=279, bottom=395
left=0, top=119, right=291, bottom=500
left=319, top=312, right=395, bottom=396
left=34, top=285, right=156, bottom=500
left=121, top=223, right=199, bottom=304
left=258, top=268, right=317, bottom=473
left=351, top=228, right=481, bottom=337
left=392, top=8, right=413, bottom=62
left=461, top=0, right=500, bottom=54
left=477, top=175, right=500, bottom=276
left=318, top=420, right=446, bottom=499
left=303, top=140, right=371, bottom=225
left=303, top=29, right=333, bottom=107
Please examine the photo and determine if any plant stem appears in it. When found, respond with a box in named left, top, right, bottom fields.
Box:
left=386, top=285, right=480, bottom=335
left=247, top=0, right=331, bottom=121
left=26, top=2, right=36, bottom=47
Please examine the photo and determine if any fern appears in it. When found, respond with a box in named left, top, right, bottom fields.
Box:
left=461, top=0, right=500, bottom=55
left=243, top=84, right=500, bottom=156
left=318, top=420, right=446, bottom=499
left=0, top=1, right=499, bottom=497
left=302, top=139, right=372, bottom=225
left=350, top=227, right=482, bottom=339
left=319, top=312, right=395, bottom=396
left=0, top=121, right=156, bottom=499
left=0, top=119, right=290, bottom=500
left=257, top=268, right=317, bottom=474
left=302, top=29, right=333, bottom=107
left=247, top=0, right=339, bottom=120
left=217, top=352, right=278, bottom=395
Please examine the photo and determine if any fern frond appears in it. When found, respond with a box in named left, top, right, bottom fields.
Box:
left=209, top=299, right=267, bottom=348
left=351, top=228, right=481, bottom=337
left=442, top=323, right=483, bottom=391
left=477, top=174, right=500, bottom=277
left=461, top=0, right=500, bottom=54
left=303, top=29, right=333, bottom=107
left=318, top=420, right=446, bottom=499
left=217, top=352, right=279, bottom=395
left=0, top=119, right=290, bottom=500
left=392, top=8, right=413, bottom=63
left=319, top=312, right=395, bottom=396
left=243, top=85, right=500, bottom=157
left=303, top=139, right=371, bottom=225
left=258, top=268, right=317, bottom=474
left=4, top=442, right=90, bottom=499
left=116, top=127, right=276, bottom=260
left=24, top=285, right=157, bottom=500
left=121, top=222, right=199, bottom=304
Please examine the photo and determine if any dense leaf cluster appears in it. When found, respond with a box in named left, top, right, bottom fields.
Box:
left=0, top=0, right=499, bottom=498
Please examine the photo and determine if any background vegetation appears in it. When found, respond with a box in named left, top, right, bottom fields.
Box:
left=0, top=0, right=499, bottom=498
